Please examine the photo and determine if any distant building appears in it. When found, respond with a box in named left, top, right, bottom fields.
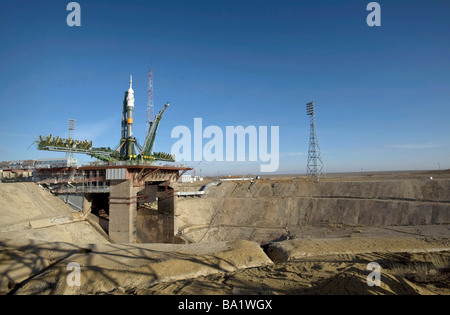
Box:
left=179, top=174, right=203, bottom=183
left=179, top=174, right=194, bottom=183
left=35, top=157, right=78, bottom=169
left=0, top=157, right=78, bottom=171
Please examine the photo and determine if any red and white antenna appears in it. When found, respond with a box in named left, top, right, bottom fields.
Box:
left=146, top=67, right=154, bottom=136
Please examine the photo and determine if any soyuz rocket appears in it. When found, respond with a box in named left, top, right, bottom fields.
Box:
left=119, top=75, right=137, bottom=159
left=126, top=75, right=135, bottom=139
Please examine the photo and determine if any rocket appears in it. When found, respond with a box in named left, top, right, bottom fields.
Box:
left=119, top=75, right=137, bottom=159
left=126, top=75, right=135, bottom=138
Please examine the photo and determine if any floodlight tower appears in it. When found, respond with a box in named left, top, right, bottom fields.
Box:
left=67, top=119, right=76, bottom=159
left=306, top=102, right=326, bottom=181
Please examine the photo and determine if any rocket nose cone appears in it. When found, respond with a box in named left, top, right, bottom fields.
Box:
left=128, top=75, right=134, bottom=93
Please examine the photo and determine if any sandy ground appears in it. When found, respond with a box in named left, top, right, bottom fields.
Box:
left=1, top=172, right=450, bottom=295
left=122, top=225, right=450, bottom=295
left=3, top=228, right=448, bottom=295
left=1, top=239, right=273, bottom=295
left=175, top=171, right=450, bottom=244
left=139, top=251, right=450, bottom=295
left=0, top=182, right=75, bottom=227
left=0, top=182, right=109, bottom=244
left=134, top=238, right=450, bottom=295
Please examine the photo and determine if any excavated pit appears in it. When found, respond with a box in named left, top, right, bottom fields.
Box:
left=174, top=176, right=450, bottom=244
left=1, top=171, right=450, bottom=295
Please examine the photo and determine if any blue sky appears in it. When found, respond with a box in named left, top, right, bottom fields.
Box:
left=0, top=0, right=449, bottom=175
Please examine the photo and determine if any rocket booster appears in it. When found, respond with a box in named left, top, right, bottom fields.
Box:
left=119, top=75, right=137, bottom=160
left=126, top=75, right=135, bottom=138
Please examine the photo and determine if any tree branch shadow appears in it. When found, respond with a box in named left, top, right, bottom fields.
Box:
left=2, top=239, right=246, bottom=295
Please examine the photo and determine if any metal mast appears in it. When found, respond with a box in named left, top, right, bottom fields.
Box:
left=306, top=101, right=325, bottom=181
left=146, top=67, right=154, bottom=136
left=67, top=119, right=76, bottom=159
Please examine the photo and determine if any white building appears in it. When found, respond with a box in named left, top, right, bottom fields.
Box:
left=35, top=157, right=78, bottom=169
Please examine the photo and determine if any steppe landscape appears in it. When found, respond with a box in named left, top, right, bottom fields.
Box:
left=1, top=170, right=449, bottom=295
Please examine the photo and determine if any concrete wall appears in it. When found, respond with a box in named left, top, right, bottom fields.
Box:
left=175, top=179, right=450, bottom=244
left=109, top=180, right=142, bottom=243
left=57, top=193, right=85, bottom=212
left=136, top=183, right=178, bottom=243
left=146, top=183, right=158, bottom=202
left=136, top=208, right=175, bottom=243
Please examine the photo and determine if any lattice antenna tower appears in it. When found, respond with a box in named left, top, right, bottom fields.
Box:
left=146, top=67, right=154, bottom=136
left=67, top=119, right=76, bottom=159
left=306, top=102, right=325, bottom=181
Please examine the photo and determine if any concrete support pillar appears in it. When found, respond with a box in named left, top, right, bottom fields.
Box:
left=83, top=194, right=93, bottom=216
left=155, top=183, right=176, bottom=242
left=109, top=180, right=140, bottom=243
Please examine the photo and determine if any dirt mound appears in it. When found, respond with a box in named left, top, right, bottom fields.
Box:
left=266, top=236, right=450, bottom=263
left=3, top=237, right=449, bottom=295
left=0, top=183, right=109, bottom=244
left=134, top=251, right=450, bottom=295
left=0, top=239, right=81, bottom=294
left=0, top=183, right=75, bottom=228
left=301, top=268, right=432, bottom=295
left=10, top=240, right=272, bottom=295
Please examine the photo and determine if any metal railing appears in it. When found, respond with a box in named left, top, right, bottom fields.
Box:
left=79, top=160, right=190, bottom=169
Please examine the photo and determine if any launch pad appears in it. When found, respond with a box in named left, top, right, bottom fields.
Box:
left=35, top=162, right=191, bottom=243
left=35, top=72, right=174, bottom=163
left=32, top=71, right=192, bottom=243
